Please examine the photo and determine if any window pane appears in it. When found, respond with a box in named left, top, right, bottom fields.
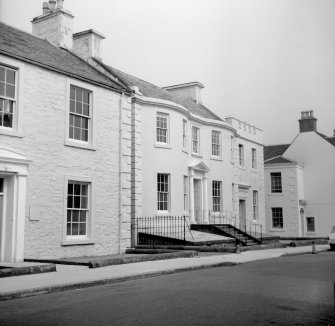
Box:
left=74, top=115, right=81, bottom=128
left=81, top=196, right=88, bottom=209
left=66, top=223, right=71, bottom=235
left=80, top=210, right=86, bottom=222
left=76, top=89, right=83, bottom=102
left=68, top=183, right=73, bottom=194
left=83, top=104, right=89, bottom=116
left=6, top=69, right=15, bottom=84
left=67, top=195, right=73, bottom=208
left=72, top=210, right=79, bottom=222
left=0, top=82, right=4, bottom=96
left=82, top=129, right=88, bottom=142
left=0, top=67, right=5, bottom=82
left=83, top=91, right=89, bottom=104
left=82, top=184, right=88, bottom=196
left=74, top=127, right=81, bottom=140
left=74, top=184, right=81, bottom=195
left=70, top=99, right=75, bottom=113
left=72, top=223, right=79, bottom=235
left=69, top=126, right=74, bottom=139
left=67, top=210, right=71, bottom=222
left=75, top=101, right=82, bottom=115
left=5, top=84, right=15, bottom=99
left=79, top=223, right=86, bottom=235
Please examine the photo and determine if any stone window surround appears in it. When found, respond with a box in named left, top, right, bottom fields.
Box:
left=62, top=175, right=95, bottom=246
left=65, top=78, right=96, bottom=151
left=0, top=56, right=24, bottom=138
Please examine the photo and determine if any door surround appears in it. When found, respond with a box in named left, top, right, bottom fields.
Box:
left=0, top=148, right=29, bottom=262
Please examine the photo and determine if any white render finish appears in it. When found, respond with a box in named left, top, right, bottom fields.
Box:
left=0, top=55, right=132, bottom=260
left=265, top=124, right=335, bottom=238
left=136, top=95, right=265, bottom=232
left=265, top=163, right=304, bottom=237
left=284, top=132, right=335, bottom=237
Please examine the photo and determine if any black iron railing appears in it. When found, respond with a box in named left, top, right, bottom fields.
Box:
left=135, top=216, right=193, bottom=245
left=190, top=210, right=262, bottom=242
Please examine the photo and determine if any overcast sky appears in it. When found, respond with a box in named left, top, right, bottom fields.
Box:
left=1, top=0, right=334, bottom=144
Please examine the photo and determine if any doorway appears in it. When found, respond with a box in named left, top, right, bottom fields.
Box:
left=194, top=179, right=202, bottom=223
left=239, top=199, right=246, bottom=230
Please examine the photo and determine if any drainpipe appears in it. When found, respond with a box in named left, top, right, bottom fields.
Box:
left=118, top=93, right=124, bottom=254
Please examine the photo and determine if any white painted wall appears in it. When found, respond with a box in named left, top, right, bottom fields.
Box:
left=283, top=132, right=335, bottom=236
left=264, top=163, right=303, bottom=237
left=0, top=55, right=131, bottom=259
left=139, top=97, right=266, bottom=232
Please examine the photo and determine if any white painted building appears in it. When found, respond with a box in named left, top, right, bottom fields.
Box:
left=0, top=1, right=132, bottom=262
left=91, top=67, right=266, bottom=236
left=264, top=111, right=335, bottom=238
left=0, top=0, right=267, bottom=261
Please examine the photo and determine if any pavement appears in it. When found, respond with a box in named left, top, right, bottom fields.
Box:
left=0, top=244, right=329, bottom=301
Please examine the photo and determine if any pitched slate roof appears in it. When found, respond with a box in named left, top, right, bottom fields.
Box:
left=95, top=60, right=222, bottom=121
left=263, top=144, right=290, bottom=161
left=0, top=22, right=128, bottom=93
left=317, top=132, right=335, bottom=148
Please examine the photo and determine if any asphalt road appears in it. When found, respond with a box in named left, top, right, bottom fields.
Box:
left=0, top=251, right=334, bottom=326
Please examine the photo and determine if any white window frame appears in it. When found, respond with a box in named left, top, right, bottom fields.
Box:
left=0, top=56, right=24, bottom=138
left=182, top=119, right=187, bottom=151
left=270, top=172, right=282, bottom=193
left=211, top=130, right=221, bottom=158
left=183, top=175, right=188, bottom=212
left=212, top=181, right=222, bottom=213
left=156, top=112, right=169, bottom=145
left=238, top=144, right=244, bottom=167
left=252, top=148, right=257, bottom=170
left=191, top=125, right=201, bottom=155
left=62, top=175, right=94, bottom=245
left=157, top=173, right=170, bottom=213
left=253, top=190, right=258, bottom=221
left=272, top=207, right=283, bottom=229
left=65, top=79, right=96, bottom=150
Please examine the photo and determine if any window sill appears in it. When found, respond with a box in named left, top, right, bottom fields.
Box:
left=306, top=231, right=317, bottom=234
left=191, top=153, right=203, bottom=159
left=156, top=211, right=170, bottom=216
left=65, top=140, right=96, bottom=151
left=251, top=168, right=258, bottom=173
left=154, top=143, right=172, bottom=149
left=268, top=193, right=284, bottom=196
left=0, top=128, right=23, bottom=138
left=182, top=149, right=188, bottom=154
left=269, top=228, right=286, bottom=232
left=61, top=239, right=95, bottom=246
left=238, top=165, right=246, bottom=170
left=210, top=156, right=223, bottom=161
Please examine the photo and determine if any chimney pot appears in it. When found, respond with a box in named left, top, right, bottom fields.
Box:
left=57, top=0, right=64, bottom=9
left=49, top=0, right=56, bottom=12
left=42, top=2, right=49, bottom=14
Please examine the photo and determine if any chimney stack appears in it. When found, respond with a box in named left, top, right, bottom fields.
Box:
left=73, top=30, right=106, bottom=61
left=298, top=110, right=317, bottom=133
left=32, top=0, right=74, bottom=49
